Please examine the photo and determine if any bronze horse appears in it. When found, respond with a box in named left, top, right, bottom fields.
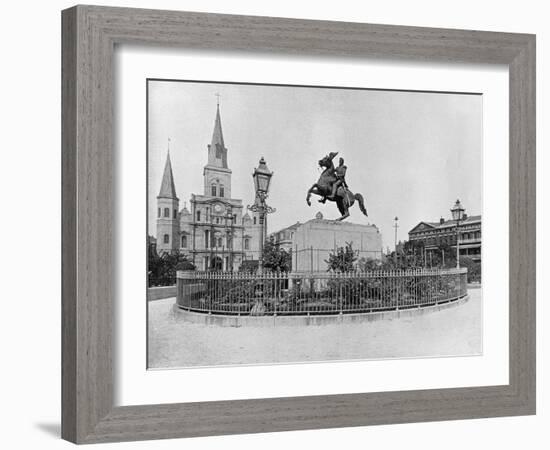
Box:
left=306, top=152, right=368, bottom=221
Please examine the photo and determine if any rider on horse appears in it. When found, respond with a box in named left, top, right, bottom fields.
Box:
left=306, top=151, right=368, bottom=221
left=319, top=154, right=348, bottom=204
left=328, top=157, right=348, bottom=200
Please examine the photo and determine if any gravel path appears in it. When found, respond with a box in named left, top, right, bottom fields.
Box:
left=148, top=288, right=482, bottom=368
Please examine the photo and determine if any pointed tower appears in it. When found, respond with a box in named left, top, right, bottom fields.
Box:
left=203, top=103, right=232, bottom=198
left=156, top=148, right=180, bottom=253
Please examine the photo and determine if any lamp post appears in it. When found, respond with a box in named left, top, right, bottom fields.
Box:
left=247, top=157, right=276, bottom=274
left=450, top=199, right=465, bottom=269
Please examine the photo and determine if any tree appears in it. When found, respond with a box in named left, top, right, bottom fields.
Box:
left=238, top=259, right=259, bottom=273
left=401, top=240, right=425, bottom=267
left=325, top=242, right=357, bottom=272
left=357, top=257, right=384, bottom=271
left=458, top=256, right=481, bottom=282
left=261, top=237, right=292, bottom=272
left=147, top=249, right=192, bottom=286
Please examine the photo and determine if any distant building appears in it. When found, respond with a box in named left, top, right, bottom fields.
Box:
left=408, top=207, right=481, bottom=262
left=155, top=103, right=262, bottom=270
left=270, top=211, right=383, bottom=272
left=269, top=221, right=301, bottom=252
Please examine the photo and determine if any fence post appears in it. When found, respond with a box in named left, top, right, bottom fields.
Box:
left=339, top=278, right=343, bottom=314
left=208, top=271, right=212, bottom=314
left=175, top=261, right=196, bottom=311
left=274, top=272, right=278, bottom=317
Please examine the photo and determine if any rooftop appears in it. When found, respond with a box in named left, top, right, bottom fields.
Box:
left=410, top=214, right=482, bottom=234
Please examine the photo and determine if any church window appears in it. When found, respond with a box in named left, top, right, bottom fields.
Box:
left=217, top=237, right=223, bottom=248
left=244, top=238, right=250, bottom=250
left=220, top=186, right=225, bottom=197
left=173, top=209, right=177, bottom=219
left=164, top=208, right=170, bottom=218
left=163, top=234, right=169, bottom=244
left=181, top=235, right=187, bottom=248
left=196, top=210, right=201, bottom=222
left=204, top=230, right=209, bottom=248
left=216, top=217, right=220, bottom=224
left=233, top=214, right=236, bottom=223
left=253, top=217, right=257, bottom=225
left=211, top=184, right=217, bottom=196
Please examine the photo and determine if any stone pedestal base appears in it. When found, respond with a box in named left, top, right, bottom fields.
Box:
left=292, top=218, right=383, bottom=272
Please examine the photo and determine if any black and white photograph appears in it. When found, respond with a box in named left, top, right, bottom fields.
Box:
left=146, top=79, right=483, bottom=369
left=1, top=0, right=543, bottom=447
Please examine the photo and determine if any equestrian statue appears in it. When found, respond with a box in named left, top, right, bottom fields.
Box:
left=306, top=152, right=368, bottom=221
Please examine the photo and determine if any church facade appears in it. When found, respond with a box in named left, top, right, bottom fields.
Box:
left=156, top=104, right=262, bottom=271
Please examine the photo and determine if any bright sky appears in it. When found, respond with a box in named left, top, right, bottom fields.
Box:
left=148, top=80, right=482, bottom=250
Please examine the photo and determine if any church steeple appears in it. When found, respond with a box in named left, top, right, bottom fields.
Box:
left=156, top=142, right=180, bottom=254
left=204, top=102, right=232, bottom=198
left=207, top=103, right=228, bottom=169
left=158, top=148, right=178, bottom=199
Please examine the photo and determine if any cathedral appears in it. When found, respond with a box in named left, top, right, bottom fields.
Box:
left=156, top=103, right=262, bottom=270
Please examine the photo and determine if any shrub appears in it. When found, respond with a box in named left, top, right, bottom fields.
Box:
left=325, top=242, right=357, bottom=272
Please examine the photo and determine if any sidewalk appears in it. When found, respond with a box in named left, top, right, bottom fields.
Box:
left=148, top=288, right=482, bottom=368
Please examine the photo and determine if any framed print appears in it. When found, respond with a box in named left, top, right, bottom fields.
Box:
left=61, top=5, right=536, bottom=444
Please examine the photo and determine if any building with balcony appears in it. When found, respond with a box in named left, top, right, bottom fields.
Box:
left=408, top=206, right=481, bottom=262
left=269, top=221, right=301, bottom=252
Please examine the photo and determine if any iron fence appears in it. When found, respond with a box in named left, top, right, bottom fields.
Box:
left=176, top=268, right=468, bottom=316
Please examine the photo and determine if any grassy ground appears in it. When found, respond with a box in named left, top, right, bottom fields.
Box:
left=148, top=288, right=482, bottom=368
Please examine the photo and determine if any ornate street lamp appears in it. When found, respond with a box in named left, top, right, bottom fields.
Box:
left=252, top=157, right=273, bottom=202
left=247, top=157, right=276, bottom=274
left=247, top=157, right=276, bottom=316
left=450, top=199, right=465, bottom=269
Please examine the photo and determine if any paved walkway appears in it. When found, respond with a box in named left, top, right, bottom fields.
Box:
left=148, top=288, right=482, bottom=368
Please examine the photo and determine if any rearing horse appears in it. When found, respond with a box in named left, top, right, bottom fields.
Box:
left=306, top=152, right=368, bottom=221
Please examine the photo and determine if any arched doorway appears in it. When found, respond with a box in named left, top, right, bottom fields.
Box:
left=210, top=256, right=223, bottom=271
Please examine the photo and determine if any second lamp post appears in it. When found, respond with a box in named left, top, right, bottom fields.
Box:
left=450, top=199, right=465, bottom=269
left=247, top=157, right=275, bottom=274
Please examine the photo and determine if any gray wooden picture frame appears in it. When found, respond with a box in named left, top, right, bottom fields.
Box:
left=61, top=5, right=536, bottom=444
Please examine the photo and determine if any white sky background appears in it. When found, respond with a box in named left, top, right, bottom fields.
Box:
left=148, top=80, right=482, bottom=250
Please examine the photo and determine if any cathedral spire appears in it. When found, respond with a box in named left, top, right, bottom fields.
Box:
left=211, top=103, right=225, bottom=148
left=158, top=145, right=178, bottom=199
left=208, top=102, right=228, bottom=168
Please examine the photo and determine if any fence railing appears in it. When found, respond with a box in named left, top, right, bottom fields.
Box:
left=176, top=268, right=468, bottom=316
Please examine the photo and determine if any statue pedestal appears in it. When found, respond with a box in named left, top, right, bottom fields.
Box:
left=291, top=218, right=383, bottom=272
